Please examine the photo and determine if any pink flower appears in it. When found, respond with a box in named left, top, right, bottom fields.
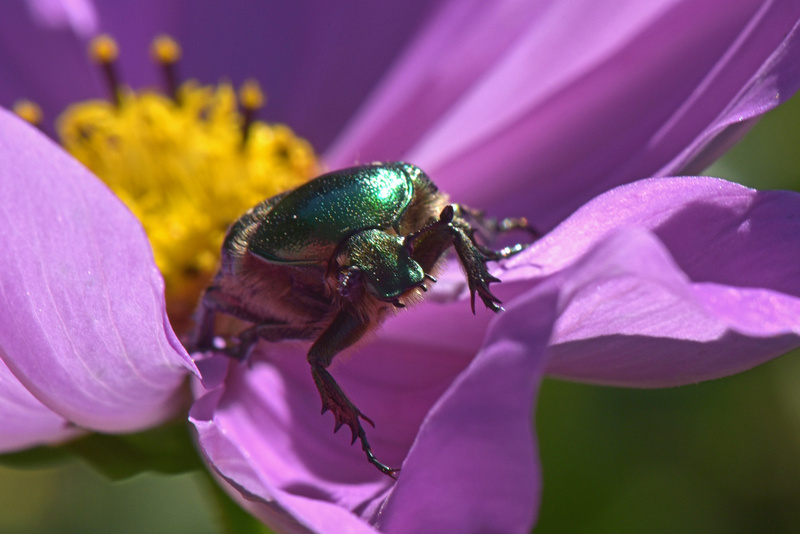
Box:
left=2, top=1, right=800, bottom=532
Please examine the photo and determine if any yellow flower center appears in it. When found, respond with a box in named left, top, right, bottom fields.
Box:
left=55, top=35, right=318, bottom=331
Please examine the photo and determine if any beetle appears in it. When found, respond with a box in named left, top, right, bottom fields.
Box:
left=190, top=162, right=534, bottom=476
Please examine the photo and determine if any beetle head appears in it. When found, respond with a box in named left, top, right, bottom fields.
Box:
left=336, top=229, right=425, bottom=304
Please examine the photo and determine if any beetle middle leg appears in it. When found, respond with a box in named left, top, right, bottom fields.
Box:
left=455, top=205, right=540, bottom=241
left=189, top=286, right=317, bottom=360
left=307, top=310, right=398, bottom=477
left=225, top=323, right=319, bottom=361
left=454, top=205, right=539, bottom=261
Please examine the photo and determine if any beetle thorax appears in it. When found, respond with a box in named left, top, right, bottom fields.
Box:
left=329, top=229, right=425, bottom=314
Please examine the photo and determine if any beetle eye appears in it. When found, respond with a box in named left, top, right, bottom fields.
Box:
left=338, top=266, right=363, bottom=299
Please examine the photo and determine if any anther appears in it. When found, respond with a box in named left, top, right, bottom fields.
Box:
left=238, top=79, right=265, bottom=147
left=13, top=100, right=43, bottom=129
left=151, top=35, right=181, bottom=102
left=89, top=35, right=122, bottom=106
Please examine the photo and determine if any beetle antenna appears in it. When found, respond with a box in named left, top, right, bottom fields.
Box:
left=392, top=299, right=405, bottom=309
left=403, top=205, right=455, bottom=253
left=424, top=273, right=437, bottom=283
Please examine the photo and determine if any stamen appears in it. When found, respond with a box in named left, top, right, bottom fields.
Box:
left=13, top=100, right=43, bottom=128
left=238, top=79, right=265, bottom=146
left=151, top=35, right=181, bottom=102
left=89, top=34, right=122, bottom=106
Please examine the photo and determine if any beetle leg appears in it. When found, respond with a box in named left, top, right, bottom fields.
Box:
left=474, top=241, right=529, bottom=261
left=454, top=204, right=539, bottom=260
left=189, top=285, right=253, bottom=352
left=186, top=287, right=222, bottom=352
left=448, top=223, right=504, bottom=313
left=189, top=286, right=318, bottom=359
left=224, top=323, right=319, bottom=361
left=446, top=204, right=542, bottom=305
left=308, top=310, right=398, bottom=477
left=456, top=205, right=540, bottom=241
left=406, top=207, right=503, bottom=313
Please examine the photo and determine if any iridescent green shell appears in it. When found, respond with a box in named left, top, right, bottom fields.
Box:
left=248, top=163, right=419, bottom=264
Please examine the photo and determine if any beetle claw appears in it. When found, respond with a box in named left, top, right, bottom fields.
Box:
left=361, top=426, right=399, bottom=478
left=469, top=285, right=503, bottom=314
left=465, top=258, right=504, bottom=314
left=361, top=413, right=375, bottom=428
left=312, top=365, right=392, bottom=475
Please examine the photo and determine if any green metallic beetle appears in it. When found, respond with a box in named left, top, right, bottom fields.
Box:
left=191, top=162, right=534, bottom=476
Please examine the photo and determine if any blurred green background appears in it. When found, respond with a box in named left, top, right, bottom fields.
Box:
left=2, top=95, right=800, bottom=534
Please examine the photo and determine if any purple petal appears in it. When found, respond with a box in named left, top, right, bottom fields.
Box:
left=0, top=1, right=98, bottom=135
left=504, top=176, right=800, bottom=287
left=0, top=108, right=195, bottom=432
left=0, top=1, right=441, bottom=150
left=547, top=228, right=800, bottom=386
left=191, top=332, right=475, bottom=533
left=26, top=0, right=98, bottom=36
left=157, top=1, right=442, bottom=152
left=1, top=1, right=442, bottom=152
left=664, top=14, right=800, bottom=175
left=375, top=283, right=554, bottom=534
left=380, top=286, right=495, bottom=358
left=191, top=356, right=382, bottom=534
left=0, top=348, right=82, bottom=452
left=327, top=0, right=800, bottom=229
left=501, top=176, right=800, bottom=386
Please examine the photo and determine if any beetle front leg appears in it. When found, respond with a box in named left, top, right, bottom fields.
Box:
left=308, top=310, right=398, bottom=477
left=408, top=206, right=504, bottom=313
left=449, top=223, right=504, bottom=313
